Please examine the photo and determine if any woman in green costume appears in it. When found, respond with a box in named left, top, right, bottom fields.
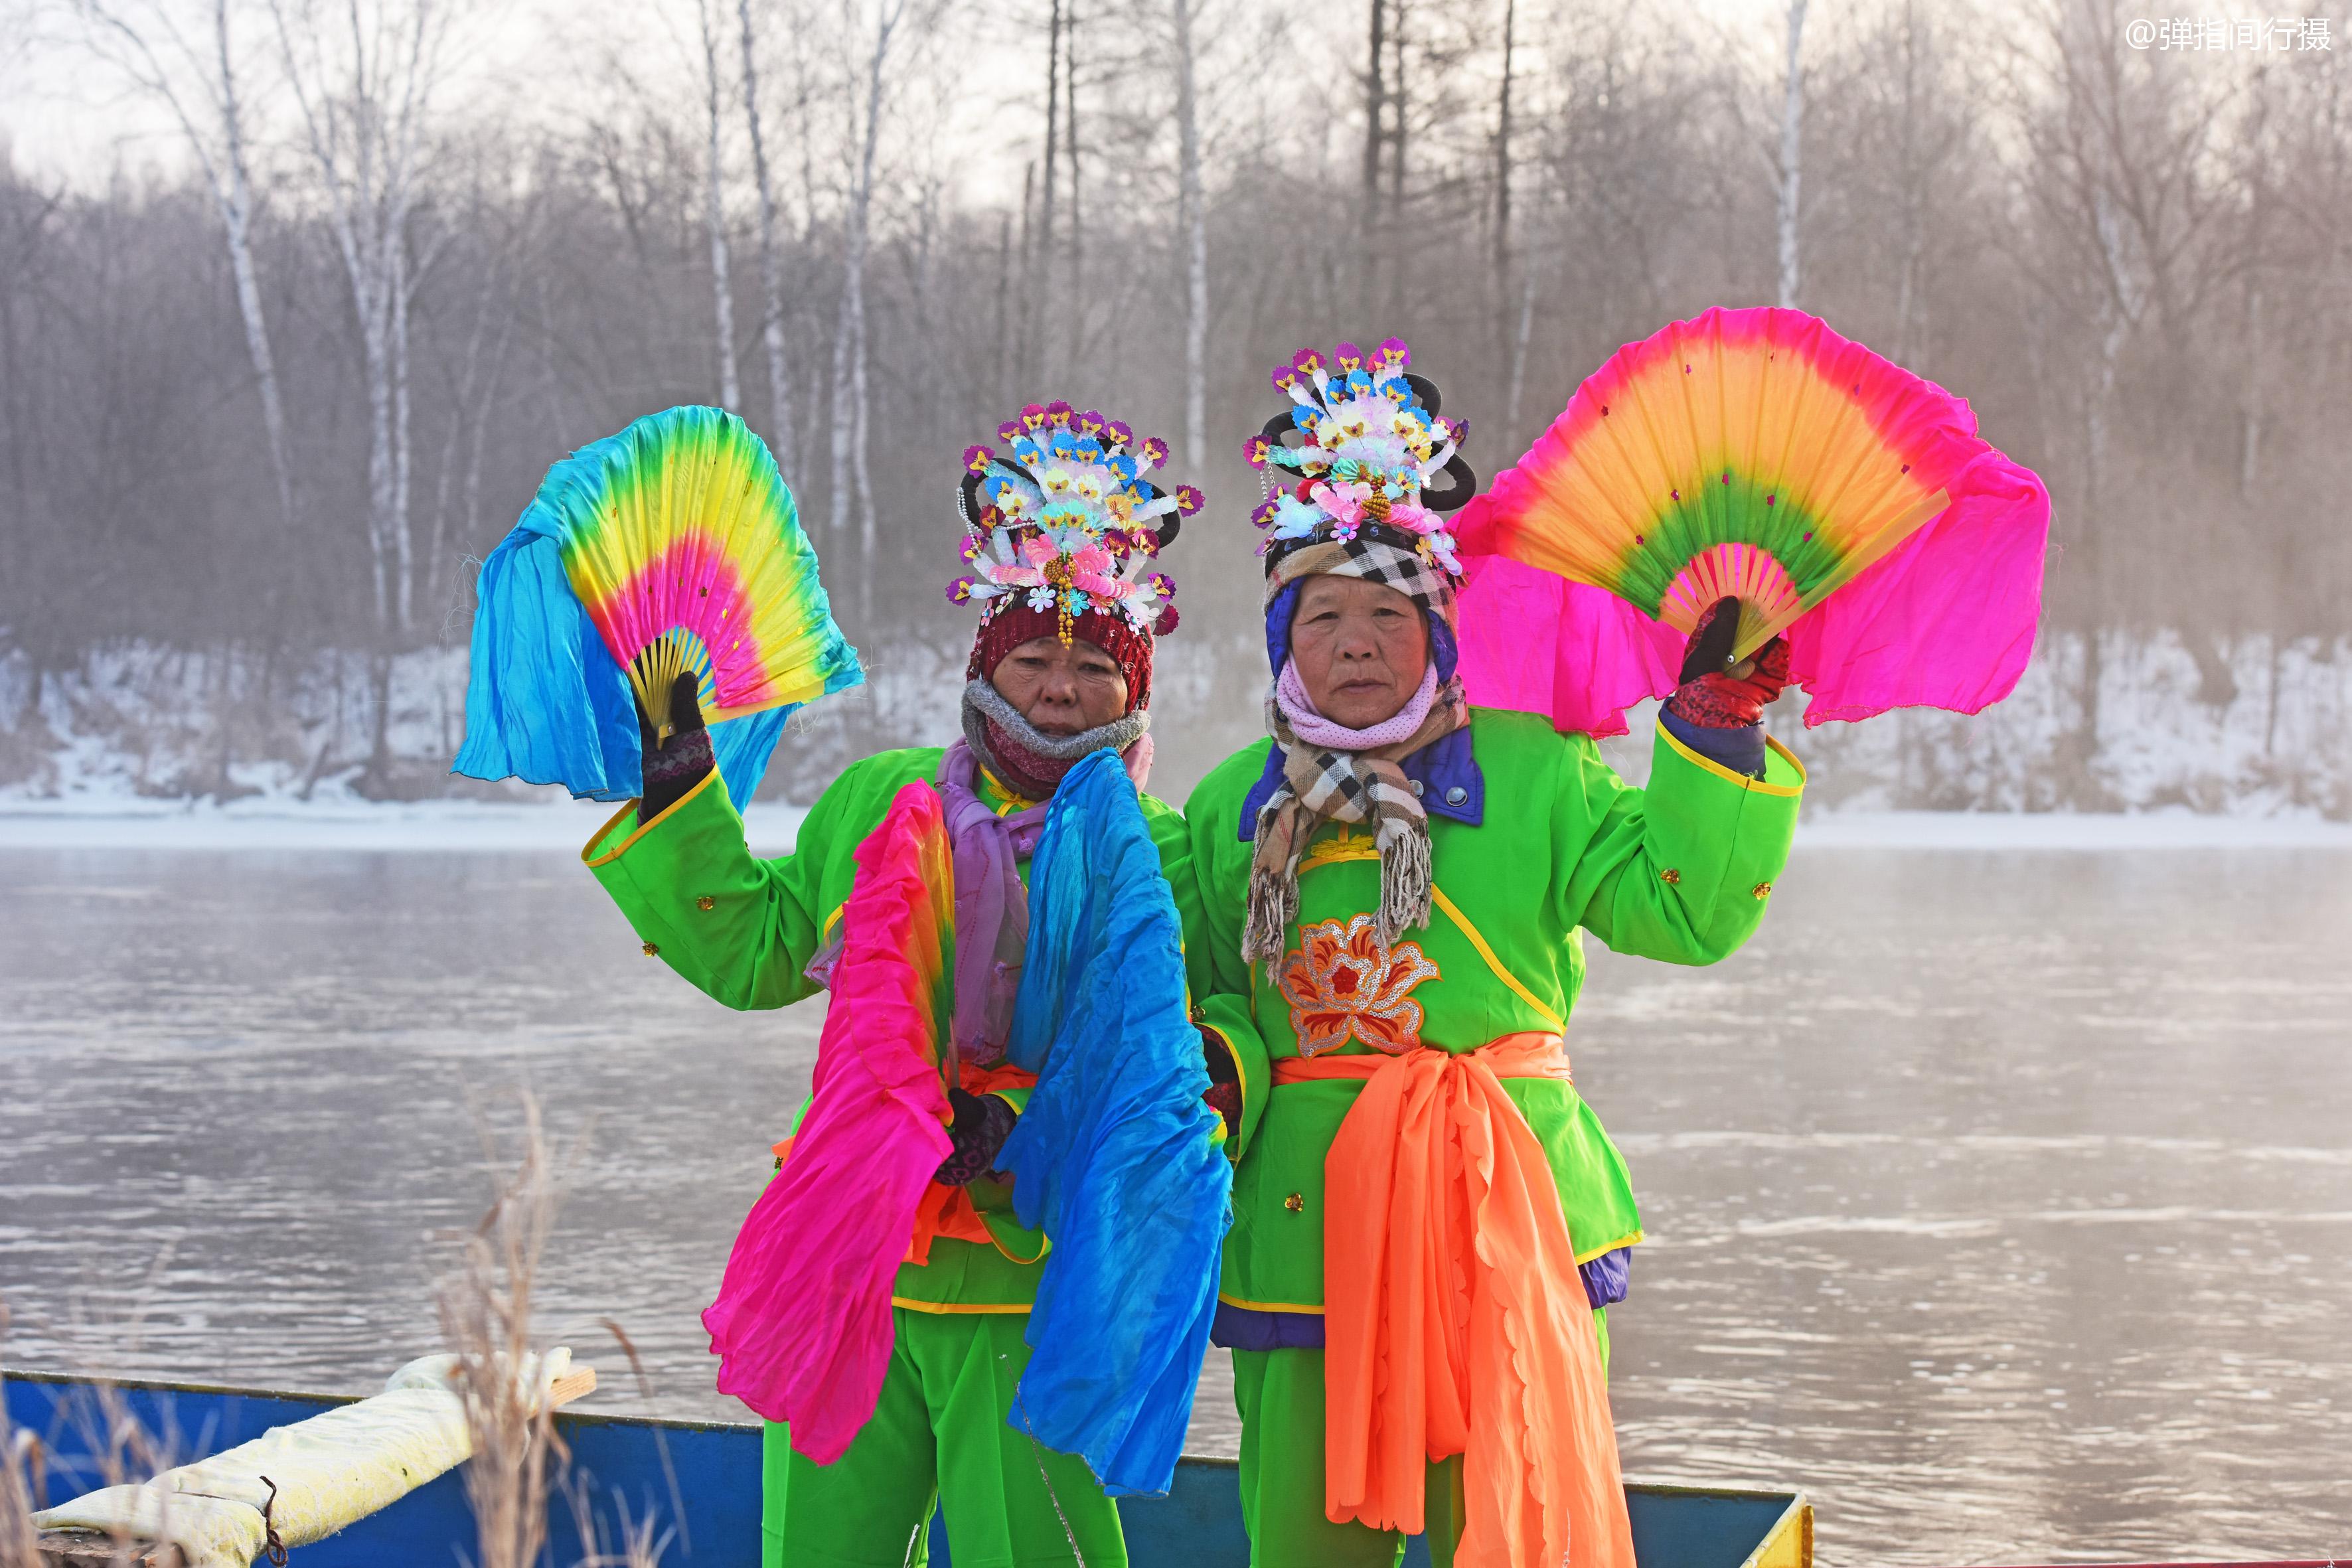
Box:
left=582, top=403, right=1221, bottom=1568
left=1180, top=341, right=1806, bottom=1568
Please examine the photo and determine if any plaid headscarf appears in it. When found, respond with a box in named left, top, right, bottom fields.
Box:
left=1241, top=537, right=1470, bottom=975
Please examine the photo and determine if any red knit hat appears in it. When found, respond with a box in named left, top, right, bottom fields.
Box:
left=965, top=601, right=1156, bottom=714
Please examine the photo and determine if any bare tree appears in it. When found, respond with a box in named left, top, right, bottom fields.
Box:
left=76, top=0, right=297, bottom=526
left=739, top=0, right=797, bottom=477
left=1171, top=0, right=1206, bottom=465
left=1362, top=0, right=1384, bottom=241
left=1034, top=0, right=1063, bottom=382
left=272, top=0, right=451, bottom=639
left=1776, top=0, right=1807, bottom=308
left=1065, top=0, right=1083, bottom=307
left=698, top=0, right=741, bottom=412
left=1492, top=0, right=1516, bottom=347
left=830, top=0, right=907, bottom=605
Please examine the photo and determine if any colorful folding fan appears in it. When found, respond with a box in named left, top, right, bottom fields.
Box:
left=454, top=405, right=863, bottom=804
left=1454, top=307, right=2050, bottom=732
left=699, top=781, right=954, bottom=1458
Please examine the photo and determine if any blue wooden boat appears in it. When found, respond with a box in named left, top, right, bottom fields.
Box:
left=22, top=1370, right=2347, bottom=1568
left=7, top=1368, right=1812, bottom=1567
left=19, top=1370, right=2342, bottom=1568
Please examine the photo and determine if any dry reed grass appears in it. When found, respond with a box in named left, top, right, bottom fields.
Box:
left=435, top=1091, right=565, bottom=1568
left=8, top=1090, right=667, bottom=1568
left=1, top=1308, right=41, bottom=1567
left=1, top=1298, right=190, bottom=1568
left=433, top=1088, right=672, bottom=1567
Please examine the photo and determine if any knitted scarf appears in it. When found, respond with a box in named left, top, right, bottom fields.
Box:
left=961, top=678, right=1152, bottom=801
left=1241, top=538, right=1468, bottom=977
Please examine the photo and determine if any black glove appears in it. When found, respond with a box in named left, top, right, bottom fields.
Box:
left=1666, top=596, right=1790, bottom=729
left=636, top=672, right=713, bottom=821
left=932, top=1087, right=1018, bottom=1186
left=1677, top=595, right=1744, bottom=685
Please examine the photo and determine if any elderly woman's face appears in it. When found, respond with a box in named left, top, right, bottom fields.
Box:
left=1290, top=576, right=1429, bottom=730
left=991, top=635, right=1130, bottom=734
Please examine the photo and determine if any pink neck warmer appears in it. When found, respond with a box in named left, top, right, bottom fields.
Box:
left=1275, top=659, right=1440, bottom=751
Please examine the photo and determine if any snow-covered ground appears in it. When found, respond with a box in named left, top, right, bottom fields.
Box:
left=1790, top=808, right=2352, bottom=850
left=0, top=794, right=815, bottom=853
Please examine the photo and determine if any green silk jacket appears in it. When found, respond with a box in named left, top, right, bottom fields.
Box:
left=581, top=747, right=1192, bottom=1313
left=1179, top=709, right=1805, bottom=1315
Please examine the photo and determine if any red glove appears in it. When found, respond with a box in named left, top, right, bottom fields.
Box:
left=1664, top=596, right=1790, bottom=729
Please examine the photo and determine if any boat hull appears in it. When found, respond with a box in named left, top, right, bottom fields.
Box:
left=7, top=1370, right=1816, bottom=1567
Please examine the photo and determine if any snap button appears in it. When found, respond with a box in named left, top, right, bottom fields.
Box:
left=641, top=941, right=661, bottom=957
left=1409, top=779, right=1425, bottom=797
left=1285, top=1192, right=1305, bottom=1213
left=1444, top=785, right=1468, bottom=807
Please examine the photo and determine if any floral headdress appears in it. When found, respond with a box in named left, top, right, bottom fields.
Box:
left=948, top=400, right=1198, bottom=645
left=1243, top=337, right=1477, bottom=578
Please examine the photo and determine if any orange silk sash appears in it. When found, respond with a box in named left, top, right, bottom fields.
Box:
left=774, top=1061, right=1038, bottom=1268
left=1273, top=1035, right=1636, bottom=1568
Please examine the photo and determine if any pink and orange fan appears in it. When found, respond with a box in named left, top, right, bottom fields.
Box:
left=1453, top=307, right=2051, bottom=734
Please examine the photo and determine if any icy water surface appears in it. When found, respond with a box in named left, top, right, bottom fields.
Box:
left=3, top=843, right=2349, bottom=1563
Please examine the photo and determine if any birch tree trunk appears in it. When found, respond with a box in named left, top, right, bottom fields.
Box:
left=2238, top=277, right=2263, bottom=499
left=80, top=0, right=297, bottom=526
left=1506, top=237, right=1544, bottom=445
left=830, top=0, right=902, bottom=582
left=1171, top=0, right=1206, bottom=467
left=1776, top=0, right=1806, bottom=309
left=1891, top=0, right=1924, bottom=361
left=738, top=0, right=795, bottom=479
left=1492, top=0, right=1515, bottom=356
left=1036, top=0, right=1062, bottom=378
left=208, top=0, right=294, bottom=528
left=392, top=237, right=415, bottom=631
left=700, top=0, right=741, bottom=412
left=1064, top=0, right=1082, bottom=309
left=273, top=0, right=445, bottom=643
left=1362, top=0, right=1384, bottom=231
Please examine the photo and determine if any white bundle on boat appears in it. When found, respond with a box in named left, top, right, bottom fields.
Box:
left=32, top=1348, right=588, bottom=1568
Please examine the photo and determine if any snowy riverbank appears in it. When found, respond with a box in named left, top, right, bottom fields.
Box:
left=3, top=795, right=2348, bottom=853
left=5, top=629, right=2350, bottom=832
left=0, top=793, right=814, bottom=853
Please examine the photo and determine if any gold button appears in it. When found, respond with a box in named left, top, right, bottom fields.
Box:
left=696, top=896, right=717, bottom=911
left=641, top=941, right=660, bottom=957
left=1284, top=1193, right=1304, bottom=1213
left=1660, top=868, right=1682, bottom=886
left=1752, top=882, right=1774, bottom=898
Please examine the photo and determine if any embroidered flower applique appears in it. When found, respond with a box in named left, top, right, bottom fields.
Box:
left=1277, top=914, right=1441, bottom=1058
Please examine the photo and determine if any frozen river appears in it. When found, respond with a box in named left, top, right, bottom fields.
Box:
left=3, top=834, right=2350, bottom=1563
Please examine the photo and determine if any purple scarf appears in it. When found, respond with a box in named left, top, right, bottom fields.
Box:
left=935, top=736, right=1152, bottom=1067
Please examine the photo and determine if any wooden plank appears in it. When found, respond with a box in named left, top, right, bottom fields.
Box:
left=546, top=1365, right=597, bottom=1410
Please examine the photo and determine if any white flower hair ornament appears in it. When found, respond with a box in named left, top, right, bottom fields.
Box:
left=1243, top=337, right=1477, bottom=578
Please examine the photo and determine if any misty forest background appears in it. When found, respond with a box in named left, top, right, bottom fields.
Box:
left=1, top=0, right=2347, bottom=813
